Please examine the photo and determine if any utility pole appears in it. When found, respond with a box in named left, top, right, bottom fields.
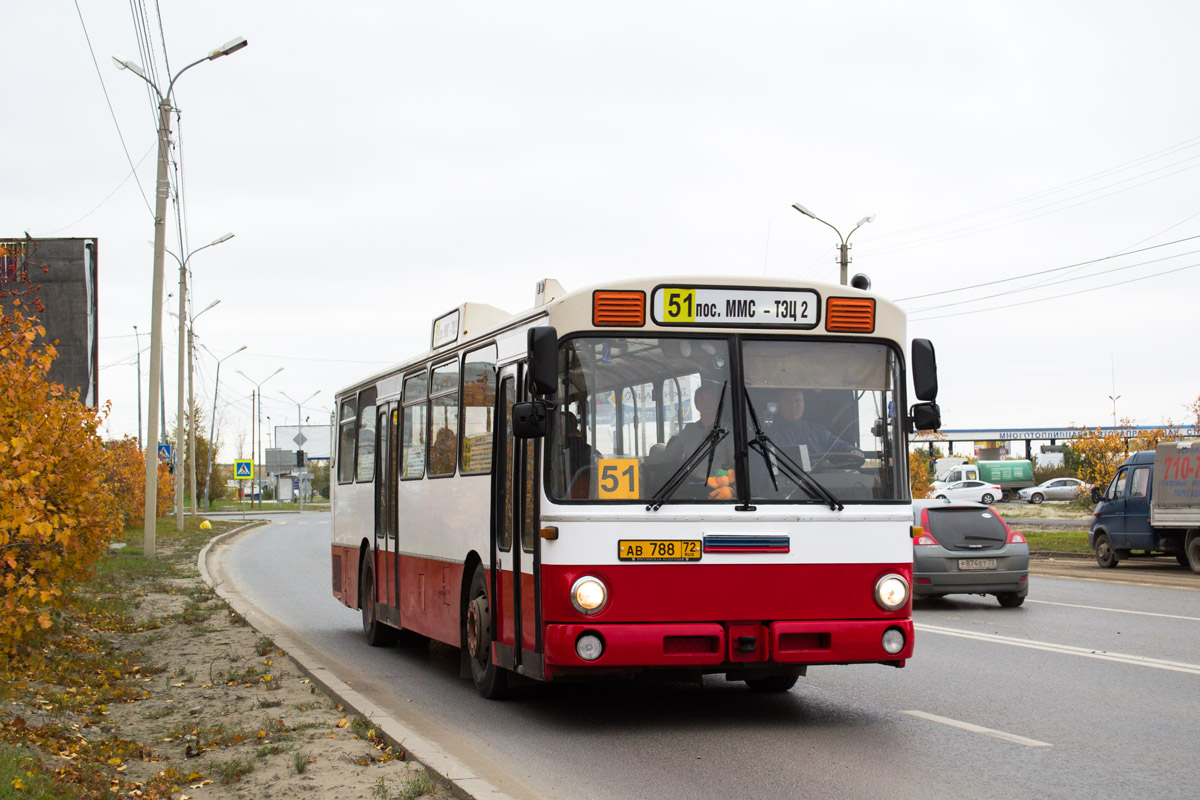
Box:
left=133, top=325, right=142, bottom=449
left=201, top=344, right=246, bottom=510
left=238, top=368, right=283, bottom=510
left=114, top=35, right=248, bottom=557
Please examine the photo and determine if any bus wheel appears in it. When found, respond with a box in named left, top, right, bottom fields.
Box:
left=744, top=673, right=800, bottom=692
left=360, top=557, right=396, bottom=647
left=465, top=565, right=508, bottom=699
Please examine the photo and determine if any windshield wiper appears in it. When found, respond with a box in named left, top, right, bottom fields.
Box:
left=646, top=383, right=729, bottom=511
left=743, top=390, right=843, bottom=511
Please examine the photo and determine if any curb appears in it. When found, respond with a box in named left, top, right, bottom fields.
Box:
left=197, top=521, right=518, bottom=800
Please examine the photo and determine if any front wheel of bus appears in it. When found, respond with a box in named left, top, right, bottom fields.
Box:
left=465, top=565, right=508, bottom=699
left=360, top=557, right=396, bottom=647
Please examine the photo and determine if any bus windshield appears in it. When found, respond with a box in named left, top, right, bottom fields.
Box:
left=549, top=336, right=906, bottom=504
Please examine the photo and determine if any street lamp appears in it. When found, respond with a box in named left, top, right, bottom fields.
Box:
left=237, top=368, right=283, bottom=510
left=166, top=237, right=233, bottom=528
left=201, top=344, right=247, bottom=510
left=114, top=35, right=248, bottom=558
left=183, top=296, right=224, bottom=518
left=281, top=390, right=320, bottom=511
left=791, top=202, right=875, bottom=286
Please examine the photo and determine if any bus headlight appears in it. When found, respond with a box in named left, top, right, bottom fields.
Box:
left=874, top=574, right=909, bottom=611
left=571, top=576, right=608, bottom=615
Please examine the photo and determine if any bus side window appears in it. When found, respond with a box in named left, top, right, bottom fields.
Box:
left=461, top=345, right=497, bottom=475
left=401, top=371, right=428, bottom=480
left=336, top=397, right=357, bottom=484
left=429, top=360, right=460, bottom=477
left=355, top=388, right=377, bottom=483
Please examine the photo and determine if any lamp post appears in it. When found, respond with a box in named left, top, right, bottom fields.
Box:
left=238, top=368, right=283, bottom=510
left=114, top=35, right=248, bottom=558
left=132, top=325, right=142, bottom=449
left=177, top=295, right=225, bottom=517
left=167, top=236, right=233, bottom=529
left=791, top=202, right=875, bottom=286
left=282, top=390, right=320, bottom=512
left=201, top=344, right=247, bottom=510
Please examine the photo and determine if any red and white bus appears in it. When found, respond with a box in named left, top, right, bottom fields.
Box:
left=331, top=276, right=941, bottom=697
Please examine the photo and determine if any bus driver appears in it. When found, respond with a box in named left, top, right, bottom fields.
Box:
left=773, top=389, right=862, bottom=462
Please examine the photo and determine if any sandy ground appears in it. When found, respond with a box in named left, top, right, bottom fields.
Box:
left=100, top=528, right=456, bottom=800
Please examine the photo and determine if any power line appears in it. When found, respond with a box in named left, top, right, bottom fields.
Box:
left=895, top=232, right=1200, bottom=302
left=71, top=0, right=153, bottom=216
left=907, top=246, right=1200, bottom=314
left=865, top=158, right=1200, bottom=259
left=909, top=260, right=1200, bottom=322
left=868, top=133, right=1200, bottom=245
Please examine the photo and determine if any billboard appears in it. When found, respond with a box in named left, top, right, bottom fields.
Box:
left=0, top=237, right=99, bottom=406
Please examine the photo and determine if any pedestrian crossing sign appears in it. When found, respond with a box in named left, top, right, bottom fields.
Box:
left=234, top=460, right=254, bottom=480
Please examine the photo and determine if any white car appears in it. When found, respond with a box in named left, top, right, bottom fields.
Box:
left=930, top=480, right=1003, bottom=505
left=1017, top=477, right=1090, bottom=504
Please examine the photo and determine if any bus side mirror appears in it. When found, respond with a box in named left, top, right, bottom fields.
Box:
left=909, top=402, right=941, bottom=432
left=528, top=326, right=558, bottom=398
left=911, top=338, right=938, bottom=402
left=513, top=400, right=550, bottom=439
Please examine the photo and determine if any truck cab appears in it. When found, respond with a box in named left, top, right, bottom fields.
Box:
left=932, top=464, right=979, bottom=490
left=1089, top=442, right=1200, bottom=571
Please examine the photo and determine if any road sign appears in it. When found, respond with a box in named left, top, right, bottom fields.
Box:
left=293, top=432, right=307, bottom=447
left=234, top=459, right=254, bottom=480
left=157, top=444, right=173, bottom=461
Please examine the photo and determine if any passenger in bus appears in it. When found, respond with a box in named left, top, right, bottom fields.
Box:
left=430, top=426, right=457, bottom=474
left=650, top=383, right=733, bottom=470
left=773, top=389, right=862, bottom=461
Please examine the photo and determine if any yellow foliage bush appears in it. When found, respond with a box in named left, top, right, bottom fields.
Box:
left=0, top=302, right=122, bottom=655
left=104, top=437, right=173, bottom=524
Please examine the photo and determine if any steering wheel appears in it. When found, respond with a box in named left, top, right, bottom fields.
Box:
left=812, top=452, right=865, bottom=471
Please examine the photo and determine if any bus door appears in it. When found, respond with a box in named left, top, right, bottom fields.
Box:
left=494, top=366, right=544, bottom=678
left=373, top=403, right=400, bottom=626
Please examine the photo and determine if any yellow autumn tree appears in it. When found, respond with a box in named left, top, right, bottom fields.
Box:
left=0, top=295, right=122, bottom=655
left=104, top=437, right=173, bottom=524
left=1064, top=427, right=1127, bottom=489
left=909, top=449, right=934, bottom=498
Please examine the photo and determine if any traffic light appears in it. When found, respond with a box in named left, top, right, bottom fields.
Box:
left=296, top=449, right=306, bottom=467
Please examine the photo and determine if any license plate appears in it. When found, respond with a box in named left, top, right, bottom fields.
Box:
left=618, top=540, right=702, bottom=562
left=958, top=558, right=998, bottom=571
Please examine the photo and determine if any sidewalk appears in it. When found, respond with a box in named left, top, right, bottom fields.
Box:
left=1030, top=552, right=1200, bottom=589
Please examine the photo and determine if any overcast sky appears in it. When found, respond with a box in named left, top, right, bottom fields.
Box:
left=5, top=1, right=1200, bottom=460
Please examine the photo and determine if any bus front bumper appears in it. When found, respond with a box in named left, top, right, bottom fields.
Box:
left=543, top=618, right=913, bottom=669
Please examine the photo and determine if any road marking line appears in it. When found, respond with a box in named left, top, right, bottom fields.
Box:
left=915, top=623, right=1200, bottom=675
left=1025, top=598, right=1200, bottom=622
left=901, top=710, right=1052, bottom=747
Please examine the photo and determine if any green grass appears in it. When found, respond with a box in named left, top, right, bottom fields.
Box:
left=0, top=746, right=61, bottom=800
left=214, top=756, right=255, bottom=784
left=1018, top=529, right=1092, bottom=554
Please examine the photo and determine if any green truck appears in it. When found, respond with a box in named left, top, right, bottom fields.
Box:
left=932, top=460, right=1035, bottom=502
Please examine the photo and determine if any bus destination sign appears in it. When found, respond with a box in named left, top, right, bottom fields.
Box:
left=651, top=286, right=820, bottom=328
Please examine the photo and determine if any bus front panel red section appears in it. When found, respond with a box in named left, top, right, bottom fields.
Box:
left=539, top=562, right=913, bottom=669
left=540, top=562, right=911, bottom=622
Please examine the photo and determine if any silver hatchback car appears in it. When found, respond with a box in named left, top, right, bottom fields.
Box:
left=912, top=500, right=1029, bottom=607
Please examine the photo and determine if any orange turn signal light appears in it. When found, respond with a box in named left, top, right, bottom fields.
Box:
left=593, top=291, right=645, bottom=327
left=826, top=297, right=875, bottom=332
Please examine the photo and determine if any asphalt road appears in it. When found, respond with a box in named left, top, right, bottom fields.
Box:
left=211, top=513, right=1200, bottom=800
